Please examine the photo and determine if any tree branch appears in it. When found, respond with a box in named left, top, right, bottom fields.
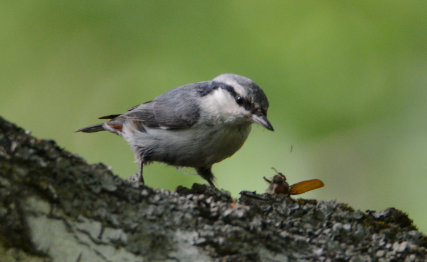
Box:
left=0, top=116, right=426, bottom=261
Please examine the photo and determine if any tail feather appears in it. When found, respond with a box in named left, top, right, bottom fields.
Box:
left=99, top=114, right=121, bottom=120
left=75, top=124, right=105, bottom=133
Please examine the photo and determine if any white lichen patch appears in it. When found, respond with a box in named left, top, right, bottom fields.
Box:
left=169, top=230, right=212, bottom=262
left=24, top=197, right=142, bottom=262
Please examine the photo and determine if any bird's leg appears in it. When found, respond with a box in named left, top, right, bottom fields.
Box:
left=196, top=166, right=216, bottom=187
left=126, top=160, right=144, bottom=187
left=137, top=160, right=144, bottom=184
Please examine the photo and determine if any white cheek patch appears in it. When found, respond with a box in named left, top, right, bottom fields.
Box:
left=210, top=89, right=240, bottom=115
left=212, top=88, right=237, bottom=107
left=200, top=88, right=248, bottom=121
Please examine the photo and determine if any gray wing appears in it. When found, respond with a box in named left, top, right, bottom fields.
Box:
left=124, top=82, right=208, bottom=129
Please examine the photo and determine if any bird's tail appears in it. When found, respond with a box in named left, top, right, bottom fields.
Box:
left=75, top=124, right=105, bottom=133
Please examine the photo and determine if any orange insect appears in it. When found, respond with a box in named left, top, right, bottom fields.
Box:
left=264, top=168, right=324, bottom=195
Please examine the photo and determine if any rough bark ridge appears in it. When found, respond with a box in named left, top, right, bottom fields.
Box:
left=0, top=115, right=426, bottom=262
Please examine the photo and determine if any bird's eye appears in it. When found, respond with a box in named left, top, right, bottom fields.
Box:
left=236, top=96, right=244, bottom=105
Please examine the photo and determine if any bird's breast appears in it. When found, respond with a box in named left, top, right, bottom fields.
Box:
left=136, top=122, right=252, bottom=167
left=198, top=123, right=252, bottom=164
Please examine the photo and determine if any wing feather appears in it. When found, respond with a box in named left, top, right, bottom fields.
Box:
left=117, top=82, right=213, bottom=130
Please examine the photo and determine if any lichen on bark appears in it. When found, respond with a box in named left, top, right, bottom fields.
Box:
left=0, top=115, right=426, bottom=262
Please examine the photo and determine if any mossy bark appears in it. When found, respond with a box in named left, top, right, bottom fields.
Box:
left=0, top=116, right=426, bottom=262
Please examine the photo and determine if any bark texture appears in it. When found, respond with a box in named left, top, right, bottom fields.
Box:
left=0, top=115, right=426, bottom=262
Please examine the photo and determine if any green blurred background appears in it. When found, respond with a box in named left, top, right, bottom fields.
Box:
left=1, top=1, right=427, bottom=232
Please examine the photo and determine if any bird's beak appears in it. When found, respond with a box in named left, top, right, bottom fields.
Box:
left=252, top=114, right=274, bottom=131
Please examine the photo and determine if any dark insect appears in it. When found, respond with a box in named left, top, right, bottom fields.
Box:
left=264, top=167, right=324, bottom=195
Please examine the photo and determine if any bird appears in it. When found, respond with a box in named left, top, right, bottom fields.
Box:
left=75, top=73, right=274, bottom=187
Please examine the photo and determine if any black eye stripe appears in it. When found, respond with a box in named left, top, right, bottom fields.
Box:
left=220, top=84, right=238, bottom=98
left=218, top=84, right=245, bottom=104
left=197, top=81, right=268, bottom=115
left=216, top=83, right=255, bottom=111
left=236, top=96, right=244, bottom=105
left=238, top=98, right=252, bottom=111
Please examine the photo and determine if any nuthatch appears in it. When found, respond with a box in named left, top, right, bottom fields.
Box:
left=76, top=74, right=273, bottom=187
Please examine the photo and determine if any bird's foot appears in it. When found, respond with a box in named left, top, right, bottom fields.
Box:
left=125, top=173, right=144, bottom=188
